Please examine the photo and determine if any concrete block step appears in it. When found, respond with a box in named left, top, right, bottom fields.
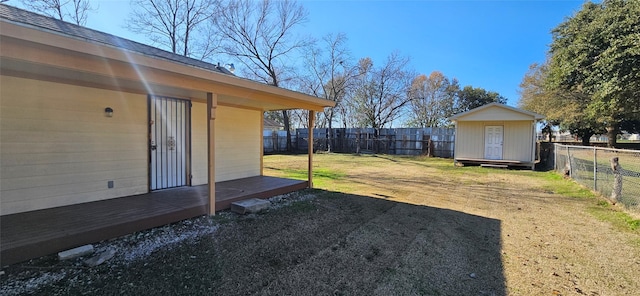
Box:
left=231, top=198, right=270, bottom=214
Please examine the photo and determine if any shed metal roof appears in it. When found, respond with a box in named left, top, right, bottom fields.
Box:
left=450, top=102, right=545, bottom=121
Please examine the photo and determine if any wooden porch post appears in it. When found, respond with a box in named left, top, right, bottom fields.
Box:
left=308, top=110, right=315, bottom=188
left=207, top=93, right=217, bottom=215
left=260, top=112, right=264, bottom=176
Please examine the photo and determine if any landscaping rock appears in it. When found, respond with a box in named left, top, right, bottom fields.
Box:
left=230, top=198, right=270, bottom=214
left=58, top=245, right=94, bottom=261
left=84, top=248, right=116, bottom=267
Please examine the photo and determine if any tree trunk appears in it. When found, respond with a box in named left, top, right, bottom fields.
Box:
left=578, top=130, right=593, bottom=146
left=543, top=125, right=553, bottom=143
left=606, top=124, right=618, bottom=148
left=327, top=113, right=333, bottom=152
left=373, top=127, right=380, bottom=154
left=282, top=110, right=292, bottom=152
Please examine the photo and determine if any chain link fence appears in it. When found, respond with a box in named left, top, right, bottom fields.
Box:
left=554, top=144, right=640, bottom=212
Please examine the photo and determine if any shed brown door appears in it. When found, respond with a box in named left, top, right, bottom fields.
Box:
left=149, top=96, right=190, bottom=190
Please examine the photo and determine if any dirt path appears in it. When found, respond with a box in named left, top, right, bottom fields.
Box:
left=2, top=154, right=639, bottom=295
left=263, top=154, right=640, bottom=295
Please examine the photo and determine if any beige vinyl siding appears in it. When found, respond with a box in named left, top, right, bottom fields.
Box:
left=503, top=121, right=534, bottom=161
left=215, top=106, right=261, bottom=181
left=0, top=76, right=148, bottom=215
left=190, top=104, right=261, bottom=184
left=190, top=101, right=208, bottom=185
left=455, top=121, right=486, bottom=159
left=455, top=120, right=534, bottom=162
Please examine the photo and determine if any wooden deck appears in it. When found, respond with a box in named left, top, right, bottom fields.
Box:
left=455, top=157, right=535, bottom=169
left=0, top=176, right=307, bottom=266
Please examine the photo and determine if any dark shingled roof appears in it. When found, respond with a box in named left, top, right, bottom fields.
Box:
left=0, top=4, right=234, bottom=75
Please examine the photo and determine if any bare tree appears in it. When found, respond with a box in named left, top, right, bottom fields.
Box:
left=20, top=0, right=93, bottom=25
left=127, top=0, right=218, bottom=58
left=212, top=0, right=309, bottom=152
left=406, top=71, right=458, bottom=128
left=349, top=53, right=412, bottom=133
left=299, top=33, right=355, bottom=151
left=69, top=0, right=90, bottom=25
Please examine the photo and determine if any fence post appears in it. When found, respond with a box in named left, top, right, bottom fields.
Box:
left=355, top=128, right=361, bottom=155
left=593, top=148, right=597, bottom=191
left=610, top=157, right=622, bottom=204
left=565, top=146, right=572, bottom=178
left=554, top=143, right=557, bottom=171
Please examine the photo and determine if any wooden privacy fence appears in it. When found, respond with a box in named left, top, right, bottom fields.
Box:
left=265, top=128, right=455, bottom=158
left=263, top=130, right=292, bottom=154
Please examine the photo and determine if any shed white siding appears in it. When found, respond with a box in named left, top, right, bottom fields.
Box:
left=0, top=76, right=148, bottom=215
left=191, top=103, right=261, bottom=184
left=503, top=121, right=534, bottom=161
left=455, top=120, right=534, bottom=162
left=455, top=121, right=485, bottom=159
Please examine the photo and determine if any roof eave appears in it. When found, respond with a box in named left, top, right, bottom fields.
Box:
left=0, top=8, right=335, bottom=112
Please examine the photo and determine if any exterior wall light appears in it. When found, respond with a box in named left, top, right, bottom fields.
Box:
left=105, top=107, right=114, bottom=117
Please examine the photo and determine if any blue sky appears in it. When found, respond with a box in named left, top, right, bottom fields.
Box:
left=298, top=0, right=586, bottom=106
left=14, top=0, right=586, bottom=106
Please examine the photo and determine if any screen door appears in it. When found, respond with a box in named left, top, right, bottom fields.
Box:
left=149, top=96, right=189, bottom=190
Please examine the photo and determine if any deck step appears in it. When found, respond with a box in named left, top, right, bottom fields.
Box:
left=231, top=198, right=271, bottom=214
left=480, top=164, right=508, bottom=168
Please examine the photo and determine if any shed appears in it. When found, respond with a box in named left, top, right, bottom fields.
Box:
left=450, top=103, right=544, bottom=169
left=0, top=4, right=334, bottom=264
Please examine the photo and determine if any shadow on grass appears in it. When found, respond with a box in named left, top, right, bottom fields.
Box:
left=30, top=189, right=506, bottom=296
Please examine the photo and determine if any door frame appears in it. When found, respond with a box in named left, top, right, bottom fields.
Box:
left=148, top=95, right=192, bottom=190
left=484, top=125, right=503, bottom=160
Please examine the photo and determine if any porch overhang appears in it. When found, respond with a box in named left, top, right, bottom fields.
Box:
left=0, top=21, right=335, bottom=112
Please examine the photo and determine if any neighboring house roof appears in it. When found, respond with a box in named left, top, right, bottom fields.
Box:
left=263, top=118, right=284, bottom=130
left=0, top=4, right=335, bottom=112
left=449, top=102, right=545, bottom=121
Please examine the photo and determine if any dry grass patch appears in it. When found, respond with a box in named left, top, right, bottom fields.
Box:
left=2, top=153, right=639, bottom=295
left=264, top=153, right=640, bottom=295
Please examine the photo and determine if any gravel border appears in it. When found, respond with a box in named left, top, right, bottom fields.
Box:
left=0, top=191, right=316, bottom=295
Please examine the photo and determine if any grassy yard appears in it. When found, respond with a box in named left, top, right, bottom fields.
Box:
left=2, top=154, right=639, bottom=295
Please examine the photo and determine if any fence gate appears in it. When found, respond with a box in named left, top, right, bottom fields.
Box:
left=149, top=95, right=190, bottom=190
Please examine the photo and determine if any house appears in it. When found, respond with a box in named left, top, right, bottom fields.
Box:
left=450, top=103, right=544, bottom=169
left=0, top=4, right=334, bottom=264
left=263, top=118, right=289, bottom=153
left=263, top=118, right=285, bottom=132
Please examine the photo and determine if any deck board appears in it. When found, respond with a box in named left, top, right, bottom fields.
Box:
left=455, top=157, right=535, bottom=169
left=1, top=176, right=306, bottom=265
